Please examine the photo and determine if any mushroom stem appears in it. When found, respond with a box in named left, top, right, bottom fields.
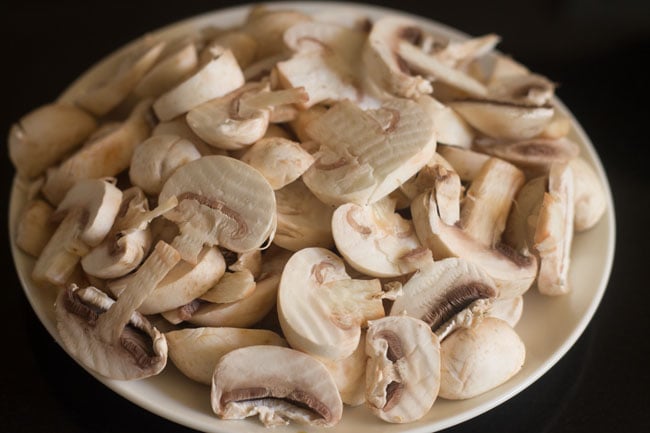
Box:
left=239, top=87, right=309, bottom=112
left=130, top=195, right=179, bottom=230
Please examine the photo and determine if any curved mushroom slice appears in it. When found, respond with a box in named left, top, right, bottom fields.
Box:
left=229, top=249, right=262, bottom=279
left=158, top=155, right=277, bottom=264
left=488, top=295, right=524, bottom=328
left=240, top=137, right=314, bottom=189
left=539, top=112, right=572, bottom=139
left=9, top=103, right=97, bottom=179
left=570, top=158, right=607, bottom=231
left=332, top=198, right=432, bottom=278
left=433, top=33, right=500, bottom=69
left=390, top=258, right=497, bottom=332
left=449, top=99, right=554, bottom=141
left=418, top=96, right=474, bottom=148
left=487, top=73, right=555, bottom=106
left=201, top=31, right=257, bottom=69
left=167, top=327, right=286, bottom=385
left=274, top=179, right=334, bottom=251
left=242, top=8, right=311, bottom=59
left=411, top=191, right=538, bottom=298
left=283, top=20, right=366, bottom=66
left=278, top=248, right=397, bottom=360
left=57, top=241, right=180, bottom=379
left=534, top=163, right=574, bottom=295
left=42, top=99, right=153, bottom=205
left=33, top=178, right=122, bottom=286
left=316, top=333, right=367, bottom=407
left=15, top=199, right=55, bottom=257
left=486, top=55, right=530, bottom=84
left=437, top=144, right=490, bottom=182
left=503, top=176, right=547, bottom=253
left=199, top=269, right=256, bottom=304
left=302, top=98, right=436, bottom=206
left=153, top=49, right=244, bottom=122
left=439, top=317, right=525, bottom=399
left=152, top=117, right=222, bottom=157
left=365, top=316, right=441, bottom=423
left=212, top=345, right=343, bottom=427
left=134, top=41, right=199, bottom=98
left=76, top=40, right=165, bottom=116
left=129, top=134, right=201, bottom=195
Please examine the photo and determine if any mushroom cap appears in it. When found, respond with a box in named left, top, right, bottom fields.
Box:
left=570, top=157, right=607, bottom=231
left=211, top=345, right=343, bottom=427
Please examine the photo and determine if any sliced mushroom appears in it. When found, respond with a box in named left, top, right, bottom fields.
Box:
left=274, top=179, right=335, bottom=251
left=201, top=31, right=257, bottom=69
left=486, top=55, right=530, bottom=85
left=302, top=98, right=436, bottom=206
left=134, top=41, right=199, bottom=98
left=437, top=144, right=491, bottom=182
left=418, top=95, right=474, bottom=148
left=15, top=199, right=56, bottom=257
left=332, top=198, right=432, bottom=277
left=315, top=333, right=367, bottom=406
left=8, top=103, right=97, bottom=179
left=229, top=250, right=262, bottom=278
left=487, top=72, right=555, bottom=106
left=199, top=269, right=256, bottom=304
left=166, top=327, right=286, bottom=385
left=33, top=178, right=122, bottom=286
left=488, top=295, right=524, bottom=328
left=211, top=345, right=343, bottom=427
left=152, top=116, right=222, bottom=156
left=288, top=104, right=327, bottom=143
left=365, top=316, right=441, bottom=423
left=439, top=317, right=525, bottom=399
left=42, top=99, right=153, bottom=205
left=240, top=137, right=314, bottom=189
left=158, top=155, right=277, bottom=264
left=55, top=241, right=180, bottom=379
left=242, top=8, right=311, bottom=59
left=503, top=176, right=547, bottom=253
left=570, top=157, right=607, bottom=231
left=129, top=134, right=201, bottom=195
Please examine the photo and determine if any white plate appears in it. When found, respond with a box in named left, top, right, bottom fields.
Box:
left=9, top=2, right=615, bottom=433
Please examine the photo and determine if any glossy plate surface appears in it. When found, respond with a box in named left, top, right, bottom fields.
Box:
left=9, top=2, right=615, bottom=433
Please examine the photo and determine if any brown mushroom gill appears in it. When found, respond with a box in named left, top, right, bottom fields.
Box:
left=424, top=282, right=496, bottom=331
left=374, top=330, right=406, bottom=411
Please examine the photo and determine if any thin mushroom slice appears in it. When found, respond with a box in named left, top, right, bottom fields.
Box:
left=418, top=95, right=474, bottom=148
left=201, top=31, right=257, bottom=69
left=152, top=117, right=223, bottom=156
left=212, top=345, right=343, bottom=427
left=366, top=316, right=441, bottom=424
left=332, top=197, right=432, bottom=278
left=166, top=327, right=286, bottom=385
left=302, top=98, right=437, bottom=206
left=242, top=8, right=311, bottom=59
left=134, top=41, right=199, bottom=98
left=503, top=175, right=547, bottom=253
left=15, top=199, right=55, bottom=257
left=488, top=295, right=524, bottom=328
left=158, top=155, right=277, bottom=264
left=315, top=333, right=367, bottom=407
left=570, top=157, right=607, bottom=231
left=199, top=269, right=256, bottom=304
left=437, top=144, right=491, bottom=182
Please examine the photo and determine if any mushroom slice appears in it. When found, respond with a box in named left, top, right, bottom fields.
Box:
left=42, top=100, right=153, bottom=205
left=418, top=96, right=474, bottom=148
left=158, top=155, right=276, bottom=264
left=56, top=241, right=180, bottom=379
left=76, top=40, right=165, bottom=116
left=487, top=73, right=555, bottom=106
left=283, top=20, right=366, bottom=66
left=365, top=316, right=441, bottom=423
left=274, top=179, right=334, bottom=251
left=316, top=333, right=367, bottom=406
left=302, top=98, right=437, bottom=206
left=332, top=198, right=431, bottom=278
left=134, top=41, right=199, bottom=99
left=200, top=269, right=256, bottom=304
left=212, top=346, right=343, bottom=427
left=488, top=295, right=524, bottom=328
left=15, top=199, right=55, bottom=257
left=129, top=134, right=201, bottom=195
left=242, top=8, right=311, bottom=59
left=288, top=104, right=327, bottom=143
left=9, top=103, right=97, bottom=179
left=166, top=327, right=286, bottom=385
left=153, top=49, right=244, bottom=121
left=240, top=137, right=314, bottom=190
left=534, top=162, right=574, bottom=295
left=229, top=250, right=262, bottom=278
left=33, top=178, right=122, bottom=286
left=449, top=99, right=554, bottom=141
left=570, top=158, right=607, bottom=231
left=411, top=191, right=538, bottom=298
left=437, top=144, right=491, bottom=182
left=278, top=248, right=396, bottom=360
left=202, top=31, right=257, bottom=69
left=433, top=33, right=500, bottom=69
left=390, top=258, right=497, bottom=332
left=439, top=317, right=525, bottom=399
left=152, top=117, right=222, bottom=156
left=503, top=176, right=547, bottom=253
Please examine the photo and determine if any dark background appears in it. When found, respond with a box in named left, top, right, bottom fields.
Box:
left=1, top=0, right=649, bottom=432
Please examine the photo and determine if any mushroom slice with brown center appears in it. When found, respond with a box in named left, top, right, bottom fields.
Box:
left=365, top=316, right=441, bottom=423
left=158, top=155, right=277, bottom=264
left=332, top=197, right=432, bottom=278
left=211, top=345, right=343, bottom=427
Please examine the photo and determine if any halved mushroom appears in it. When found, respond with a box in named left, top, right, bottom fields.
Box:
left=9, top=103, right=97, bottom=179
left=439, top=317, right=525, bottom=399
left=153, top=49, right=244, bottom=122
left=166, top=327, right=287, bottom=385
left=302, top=98, right=436, bottom=206
left=129, top=134, right=201, bottom=195
left=158, top=155, right=277, bottom=264
left=33, top=178, right=122, bottom=286
left=42, top=99, right=153, bottom=205
left=315, top=333, right=367, bottom=406
left=240, top=137, right=314, bottom=189
left=274, top=179, right=335, bottom=251
left=332, top=197, right=432, bottom=277
left=277, top=247, right=398, bottom=360
left=570, top=157, right=607, bottom=231
left=365, top=316, right=441, bottom=423
left=55, top=240, right=180, bottom=379
left=15, top=199, right=56, bottom=257
left=134, top=40, right=199, bottom=99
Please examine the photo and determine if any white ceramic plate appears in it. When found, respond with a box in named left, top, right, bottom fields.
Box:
left=9, top=2, right=615, bottom=433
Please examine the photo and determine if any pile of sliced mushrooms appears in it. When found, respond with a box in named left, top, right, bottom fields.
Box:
left=9, top=5, right=607, bottom=428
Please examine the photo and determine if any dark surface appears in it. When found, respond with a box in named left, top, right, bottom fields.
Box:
left=1, top=1, right=649, bottom=432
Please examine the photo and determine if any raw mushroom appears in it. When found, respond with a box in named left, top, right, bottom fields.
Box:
left=55, top=240, right=181, bottom=379
left=503, top=176, right=547, bottom=253
left=166, top=327, right=287, bottom=385
left=8, top=103, right=97, bottom=179
left=134, top=41, right=199, bottom=98
left=211, top=345, right=343, bottom=427
left=241, top=8, right=311, bottom=59
left=15, top=199, right=55, bottom=257
left=487, top=73, right=555, bottom=106
left=158, top=155, right=277, bottom=264
left=437, top=144, right=491, bottom=182
left=365, top=316, right=441, bottom=423
left=439, top=317, right=525, bottom=399
left=302, top=98, right=436, bottom=206
left=201, top=31, right=257, bottom=69
left=152, top=117, right=222, bottom=156
left=199, top=268, right=256, bottom=304
left=32, top=178, right=122, bottom=286
left=418, top=96, right=474, bottom=148
left=315, top=333, right=367, bottom=406
left=570, top=157, right=607, bottom=231
left=488, top=296, right=524, bottom=328
left=332, top=197, right=432, bottom=277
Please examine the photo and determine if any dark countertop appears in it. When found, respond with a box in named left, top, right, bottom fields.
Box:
left=1, top=1, right=649, bottom=432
